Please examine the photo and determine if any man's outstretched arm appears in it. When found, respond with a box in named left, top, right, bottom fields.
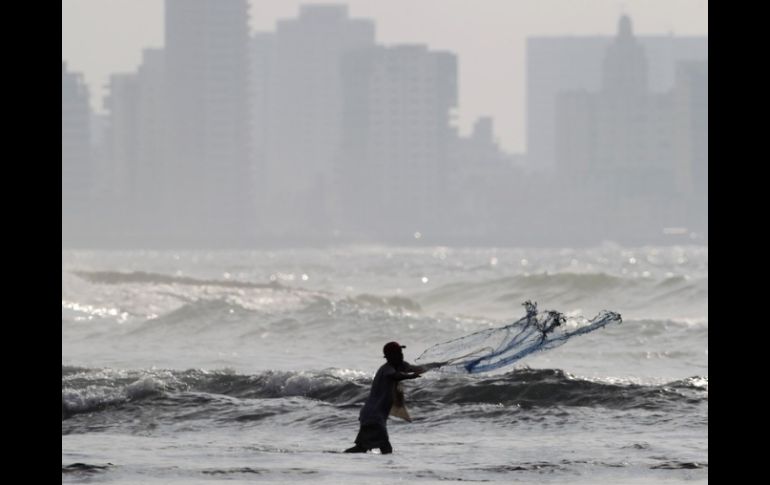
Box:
left=403, top=361, right=443, bottom=374
left=392, top=371, right=421, bottom=381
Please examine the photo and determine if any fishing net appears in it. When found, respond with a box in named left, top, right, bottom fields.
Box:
left=416, top=301, right=622, bottom=374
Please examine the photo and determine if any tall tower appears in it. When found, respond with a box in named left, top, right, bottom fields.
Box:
left=526, top=26, right=707, bottom=170
left=165, top=0, right=251, bottom=245
left=252, top=5, right=375, bottom=237
left=62, top=62, right=92, bottom=242
left=339, top=45, right=457, bottom=240
left=602, top=15, right=649, bottom=96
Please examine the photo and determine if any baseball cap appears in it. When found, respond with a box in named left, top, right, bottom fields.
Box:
left=383, top=341, right=406, bottom=356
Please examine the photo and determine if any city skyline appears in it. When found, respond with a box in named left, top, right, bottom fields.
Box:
left=62, top=0, right=708, bottom=153
left=62, top=2, right=708, bottom=247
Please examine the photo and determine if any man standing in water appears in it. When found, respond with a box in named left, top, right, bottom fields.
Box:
left=345, top=342, right=425, bottom=454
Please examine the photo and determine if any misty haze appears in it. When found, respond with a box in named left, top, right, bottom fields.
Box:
left=63, top=2, right=707, bottom=483
left=62, top=2, right=706, bottom=248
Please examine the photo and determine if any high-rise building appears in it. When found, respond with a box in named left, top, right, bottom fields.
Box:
left=555, top=17, right=680, bottom=195
left=552, top=16, right=708, bottom=242
left=554, top=17, right=706, bottom=197
left=165, top=0, right=251, bottom=244
left=527, top=30, right=707, bottom=171
left=251, top=5, right=375, bottom=236
left=445, top=117, right=522, bottom=242
left=102, top=49, right=168, bottom=241
left=338, top=45, right=457, bottom=240
left=674, top=60, right=708, bottom=200
left=62, top=62, right=92, bottom=242
left=103, top=73, right=139, bottom=203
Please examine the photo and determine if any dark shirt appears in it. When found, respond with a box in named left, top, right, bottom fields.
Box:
left=359, top=361, right=415, bottom=425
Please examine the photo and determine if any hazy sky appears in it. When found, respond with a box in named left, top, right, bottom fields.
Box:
left=62, top=0, right=707, bottom=152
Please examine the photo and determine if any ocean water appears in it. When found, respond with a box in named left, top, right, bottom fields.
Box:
left=62, top=245, right=708, bottom=484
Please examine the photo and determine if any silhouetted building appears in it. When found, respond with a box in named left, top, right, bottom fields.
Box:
left=558, top=17, right=677, bottom=195
left=674, top=60, right=708, bottom=200
left=104, top=73, right=139, bottom=204
left=251, top=5, right=375, bottom=238
left=102, top=49, right=168, bottom=242
left=674, top=59, right=708, bottom=239
left=62, top=62, right=93, bottom=243
left=135, top=49, right=169, bottom=235
left=165, top=0, right=252, bottom=245
left=338, top=45, right=457, bottom=241
left=527, top=28, right=707, bottom=171
left=553, top=16, right=708, bottom=242
left=446, top=118, right=522, bottom=241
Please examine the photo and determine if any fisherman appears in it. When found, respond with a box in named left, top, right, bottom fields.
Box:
left=344, top=342, right=425, bottom=454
